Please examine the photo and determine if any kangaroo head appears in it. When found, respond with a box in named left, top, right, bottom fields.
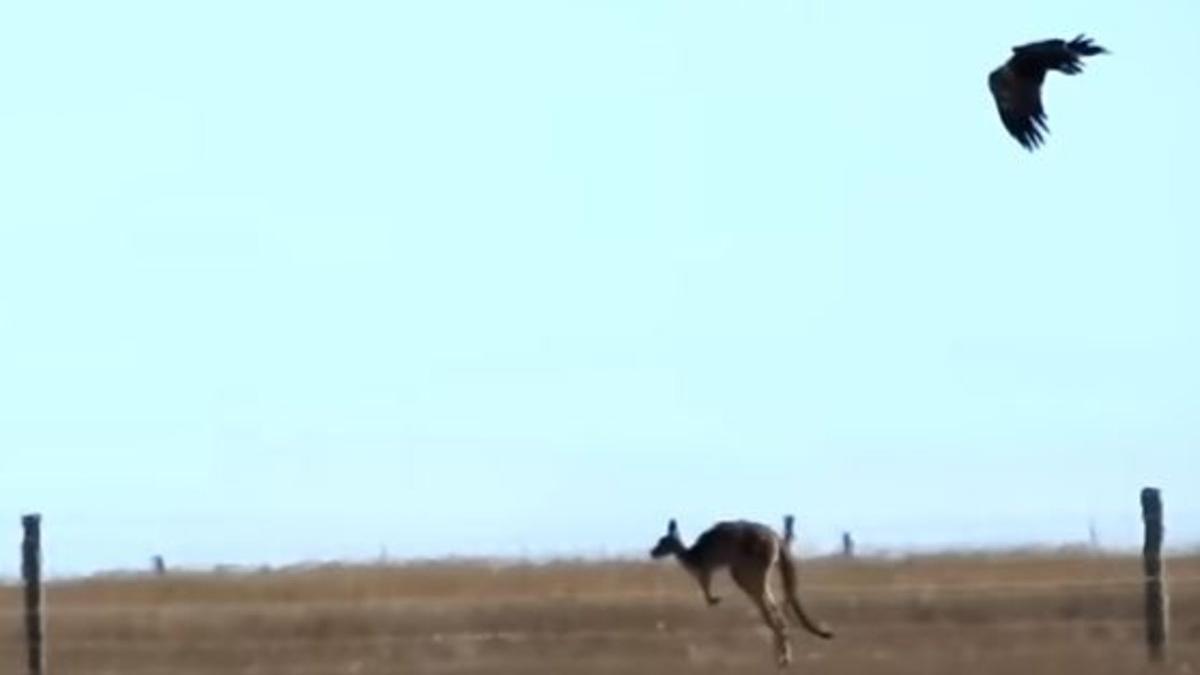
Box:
left=650, top=518, right=686, bottom=559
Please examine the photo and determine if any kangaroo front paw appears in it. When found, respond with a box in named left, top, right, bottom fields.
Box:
left=706, top=595, right=721, bottom=606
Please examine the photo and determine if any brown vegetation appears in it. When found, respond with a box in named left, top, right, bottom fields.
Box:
left=2, top=551, right=1198, bottom=674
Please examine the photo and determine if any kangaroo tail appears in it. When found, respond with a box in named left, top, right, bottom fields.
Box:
left=778, top=545, right=834, bottom=639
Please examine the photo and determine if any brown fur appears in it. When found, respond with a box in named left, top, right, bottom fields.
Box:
left=651, top=518, right=833, bottom=667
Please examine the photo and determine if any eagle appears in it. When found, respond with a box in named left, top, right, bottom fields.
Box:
left=988, top=35, right=1108, bottom=150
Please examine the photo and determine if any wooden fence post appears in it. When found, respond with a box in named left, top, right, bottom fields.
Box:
left=1141, top=487, right=1168, bottom=663
left=841, top=532, right=855, bottom=559
left=782, top=515, right=795, bottom=547
left=22, top=514, right=45, bottom=675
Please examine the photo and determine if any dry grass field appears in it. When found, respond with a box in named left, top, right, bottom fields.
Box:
left=3, top=550, right=1199, bottom=674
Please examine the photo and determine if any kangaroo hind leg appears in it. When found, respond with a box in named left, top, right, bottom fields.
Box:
left=732, top=563, right=791, bottom=668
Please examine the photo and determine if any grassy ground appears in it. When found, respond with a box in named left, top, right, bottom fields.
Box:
left=2, top=551, right=1198, bottom=674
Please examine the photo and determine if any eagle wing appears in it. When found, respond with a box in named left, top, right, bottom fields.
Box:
left=988, top=65, right=1048, bottom=151
left=1010, top=35, right=1106, bottom=77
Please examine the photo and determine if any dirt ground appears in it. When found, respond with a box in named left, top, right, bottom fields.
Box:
left=2, top=550, right=1198, bottom=674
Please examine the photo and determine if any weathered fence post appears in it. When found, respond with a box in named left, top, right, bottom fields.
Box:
left=1141, top=487, right=1168, bottom=663
left=782, top=515, right=795, bottom=547
left=22, top=514, right=45, bottom=675
left=841, top=531, right=855, bottom=559
left=152, top=555, right=166, bottom=576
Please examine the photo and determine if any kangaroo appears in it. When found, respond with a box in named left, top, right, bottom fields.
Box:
left=650, top=518, right=833, bottom=667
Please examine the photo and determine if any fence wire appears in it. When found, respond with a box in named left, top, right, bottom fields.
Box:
left=0, top=618, right=1165, bottom=651
left=2, top=574, right=1199, bottom=620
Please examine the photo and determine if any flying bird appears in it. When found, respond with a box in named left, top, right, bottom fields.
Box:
left=988, top=35, right=1108, bottom=150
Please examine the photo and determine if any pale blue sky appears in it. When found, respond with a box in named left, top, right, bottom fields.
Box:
left=2, top=1, right=1198, bottom=575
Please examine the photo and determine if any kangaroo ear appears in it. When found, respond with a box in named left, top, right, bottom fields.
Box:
left=667, top=519, right=678, bottom=535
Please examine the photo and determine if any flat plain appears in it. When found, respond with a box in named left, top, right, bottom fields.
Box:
left=2, top=550, right=1198, bottom=674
